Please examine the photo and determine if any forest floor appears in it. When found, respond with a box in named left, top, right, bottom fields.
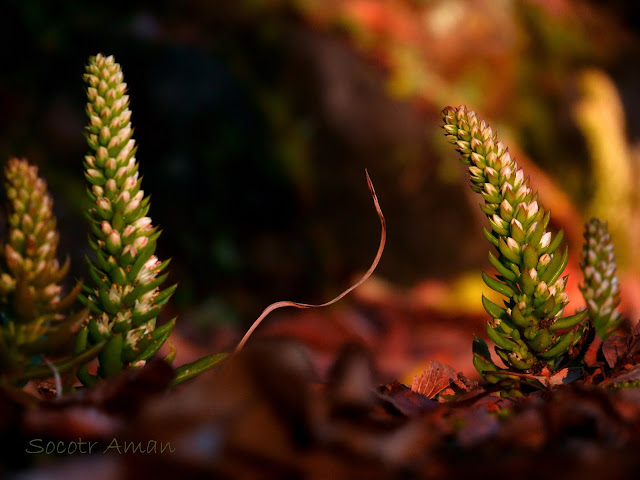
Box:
left=6, top=285, right=640, bottom=480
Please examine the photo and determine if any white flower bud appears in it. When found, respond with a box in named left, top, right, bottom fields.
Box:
left=124, top=199, right=140, bottom=214
left=133, top=217, right=152, bottom=230
left=133, top=236, right=148, bottom=249
left=500, top=165, right=512, bottom=179
left=492, top=214, right=507, bottom=229
left=43, top=283, right=62, bottom=298
left=97, top=197, right=111, bottom=211
left=535, top=281, right=548, bottom=297
left=484, top=183, right=499, bottom=197
left=506, top=237, right=520, bottom=251
left=132, top=190, right=144, bottom=203
left=109, top=231, right=121, bottom=248
left=117, top=191, right=131, bottom=204
left=108, top=284, right=122, bottom=304
left=539, top=232, right=551, bottom=249
left=538, top=254, right=551, bottom=267
left=500, top=199, right=513, bottom=215
left=485, top=166, right=498, bottom=178
left=514, top=169, right=524, bottom=188
left=510, top=218, right=523, bottom=231
left=469, top=166, right=483, bottom=178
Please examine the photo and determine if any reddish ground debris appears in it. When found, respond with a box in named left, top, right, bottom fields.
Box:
left=6, top=328, right=640, bottom=480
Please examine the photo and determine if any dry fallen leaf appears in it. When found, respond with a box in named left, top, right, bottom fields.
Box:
left=411, top=361, right=458, bottom=399
left=603, top=333, right=630, bottom=369
left=411, top=360, right=477, bottom=400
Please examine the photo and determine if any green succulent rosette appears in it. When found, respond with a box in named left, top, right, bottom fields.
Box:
left=579, top=218, right=622, bottom=340
left=442, top=105, right=587, bottom=382
left=77, top=54, right=176, bottom=383
left=0, top=158, right=98, bottom=385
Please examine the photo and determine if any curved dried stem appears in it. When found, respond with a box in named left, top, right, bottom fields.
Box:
left=235, top=170, right=386, bottom=353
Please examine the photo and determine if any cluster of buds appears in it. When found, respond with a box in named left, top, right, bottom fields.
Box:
left=77, top=54, right=176, bottom=383
left=442, top=106, right=586, bottom=381
left=579, top=219, right=622, bottom=340
left=0, top=158, right=97, bottom=384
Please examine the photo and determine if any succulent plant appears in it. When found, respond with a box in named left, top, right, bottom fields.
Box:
left=0, top=158, right=100, bottom=385
left=442, top=105, right=587, bottom=383
left=579, top=218, right=622, bottom=341
left=76, top=54, right=176, bottom=384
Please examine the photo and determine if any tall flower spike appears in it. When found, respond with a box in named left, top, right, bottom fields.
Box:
left=442, top=106, right=587, bottom=383
left=78, top=54, right=176, bottom=383
left=579, top=218, right=622, bottom=340
left=0, top=158, right=98, bottom=385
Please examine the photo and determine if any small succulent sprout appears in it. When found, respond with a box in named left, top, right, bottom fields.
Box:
left=442, top=106, right=586, bottom=382
left=0, top=158, right=97, bottom=385
left=579, top=218, right=623, bottom=340
left=78, top=54, right=176, bottom=383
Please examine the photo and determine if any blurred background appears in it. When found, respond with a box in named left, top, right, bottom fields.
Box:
left=2, top=0, right=640, bottom=380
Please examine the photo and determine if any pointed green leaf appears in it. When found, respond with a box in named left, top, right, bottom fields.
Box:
left=483, top=227, right=499, bottom=247
left=511, top=305, right=533, bottom=328
left=482, top=295, right=506, bottom=320
left=170, top=353, right=228, bottom=387
left=482, top=272, right=515, bottom=298
left=498, top=237, right=520, bottom=264
left=472, top=336, right=504, bottom=383
left=488, top=251, right=518, bottom=282
left=550, top=309, right=587, bottom=331
left=486, top=323, right=520, bottom=352
left=137, top=318, right=176, bottom=361
left=539, top=330, right=574, bottom=359
left=98, top=334, right=124, bottom=378
left=540, top=247, right=568, bottom=285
